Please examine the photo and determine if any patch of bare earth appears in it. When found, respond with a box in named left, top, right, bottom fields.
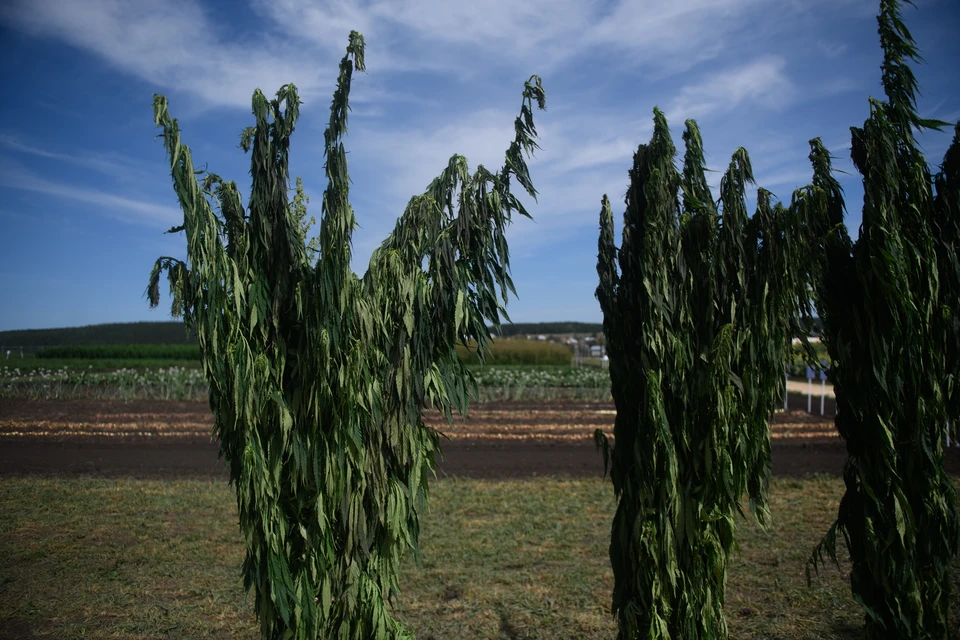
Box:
left=3, top=397, right=959, bottom=479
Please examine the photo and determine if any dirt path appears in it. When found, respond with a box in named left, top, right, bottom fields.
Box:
left=2, top=398, right=955, bottom=480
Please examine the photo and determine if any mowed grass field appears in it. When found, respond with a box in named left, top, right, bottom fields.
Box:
left=4, top=475, right=947, bottom=639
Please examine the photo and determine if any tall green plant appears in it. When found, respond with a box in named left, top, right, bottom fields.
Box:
left=800, top=1, right=960, bottom=636
left=147, top=32, right=545, bottom=639
left=595, top=111, right=803, bottom=639
left=936, top=127, right=960, bottom=440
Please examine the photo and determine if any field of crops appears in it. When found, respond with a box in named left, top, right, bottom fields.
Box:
left=34, top=344, right=201, bottom=360
left=471, top=365, right=611, bottom=401
left=0, top=364, right=613, bottom=402
left=0, top=362, right=837, bottom=405
left=0, top=366, right=207, bottom=401
left=1, top=331, right=827, bottom=378
left=3, top=337, right=577, bottom=372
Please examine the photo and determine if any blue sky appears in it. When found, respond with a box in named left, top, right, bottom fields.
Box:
left=0, top=0, right=957, bottom=331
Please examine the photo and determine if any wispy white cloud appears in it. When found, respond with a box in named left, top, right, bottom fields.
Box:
left=341, top=101, right=654, bottom=264
left=351, top=107, right=517, bottom=202
left=255, top=0, right=594, bottom=77
left=667, top=57, right=796, bottom=122
left=1, top=0, right=831, bottom=110
left=0, top=0, right=343, bottom=109
left=823, top=136, right=854, bottom=153
left=932, top=106, right=960, bottom=125
left=533, top=108, right=653, bottom=174
left=338, top=64, right=828, bottom=266
left=818, top=41, right=850, bottom=59
left=0, top=163, right=181, bottom=227
left=256, top=0, right=813, bottom=82
left=0, top=133, right=141, bottom=181
left=584, top=0, right=769, bottom=73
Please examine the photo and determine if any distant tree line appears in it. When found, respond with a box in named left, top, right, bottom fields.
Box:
left=0, top=320, right=612, bottom=347
left=490, top=322, right=603, bottom=337
left=0, top=322, right=194, bottom=347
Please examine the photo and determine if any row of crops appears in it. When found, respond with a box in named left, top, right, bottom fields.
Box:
left=8, top=339, right=576, bottom=367
left=0, top=364, right=614, bottom=402
left=0, top=362, right=829, bottom=403
left=0, top=366, right=208, bottom=401
left=33, top=344, right=201, bottom=360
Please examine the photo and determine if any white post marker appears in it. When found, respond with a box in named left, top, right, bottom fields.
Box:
left=806, top=365, right=815, bottom=413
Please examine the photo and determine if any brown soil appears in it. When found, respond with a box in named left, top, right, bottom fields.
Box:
left=2, top=397, right=957, bottom=480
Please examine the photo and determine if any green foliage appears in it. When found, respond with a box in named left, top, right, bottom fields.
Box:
left=787, top=340, right=830, bottom=377
left=290, top=176, right=320, bottom=265
left=455, top=339, right=571, bottom=365
left=146, top=31, right=545, bottom=639
left=799, top=2, right=960, bottom=637
left=595, top=111, right=804, bottom=639
left=937, top=126, right=960, bottom=435
left=35, top=344, right=200, bottom=360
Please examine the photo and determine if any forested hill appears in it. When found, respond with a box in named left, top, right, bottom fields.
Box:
left=492, top=322, right=603, bottom=337
left=0, top=320, right=608, bottom=346
left=0, top=322, right=194, bottom=346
